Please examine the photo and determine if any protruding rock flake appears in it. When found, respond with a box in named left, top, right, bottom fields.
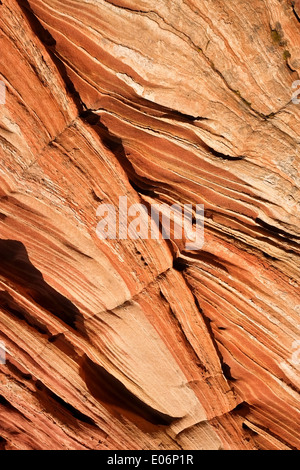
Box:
left=0, top=0, right=299, bottom=451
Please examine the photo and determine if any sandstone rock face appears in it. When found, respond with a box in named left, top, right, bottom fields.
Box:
left=0, top=0, right=299, bottom=450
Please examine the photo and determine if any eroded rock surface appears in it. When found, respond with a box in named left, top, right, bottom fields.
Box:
left=0, top=0, right=299, bottom=450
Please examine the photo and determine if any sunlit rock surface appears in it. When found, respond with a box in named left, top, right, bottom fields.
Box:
left=0, top=0, right=299, bottom=450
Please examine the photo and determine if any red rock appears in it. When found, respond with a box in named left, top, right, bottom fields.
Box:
left=0, top=0, right=299, bottom=450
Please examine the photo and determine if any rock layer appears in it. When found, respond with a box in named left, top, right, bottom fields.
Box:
left=0, top=0, right=299, bottom=450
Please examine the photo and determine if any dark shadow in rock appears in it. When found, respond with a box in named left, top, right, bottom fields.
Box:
left=0, top=290, right=52, bottom=336
left=17, top=0, right=84, bottom=112
left=89, top=114, right=159, bottom=195
left=34, top=380, right=100, bottom=431
left=0, top=437, right=7, bottom=450
left=0, top=239, right=84, bottom=332
left=80, top=354, right=175, bottom=433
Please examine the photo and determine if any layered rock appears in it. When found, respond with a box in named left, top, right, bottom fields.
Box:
left=0, top=0, right=299, bottom=450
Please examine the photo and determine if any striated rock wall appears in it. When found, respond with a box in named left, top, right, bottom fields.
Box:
left=0, top=0, right=299, bottom=450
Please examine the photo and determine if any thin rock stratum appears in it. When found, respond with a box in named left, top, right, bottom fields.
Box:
left=0, top=0, right=299, bottom=450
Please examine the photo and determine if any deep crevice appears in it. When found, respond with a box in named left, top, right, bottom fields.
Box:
left=0, top=239, right=84, bottom=332
left=80, top=355, right=175, bottom=432
left=34, top=380, right=98, bottom=428
left=17, top=0, right=85, bottom=114
left=207, top=147, right=246, bottom=161
left=291, top=1, right=300, bottom=23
